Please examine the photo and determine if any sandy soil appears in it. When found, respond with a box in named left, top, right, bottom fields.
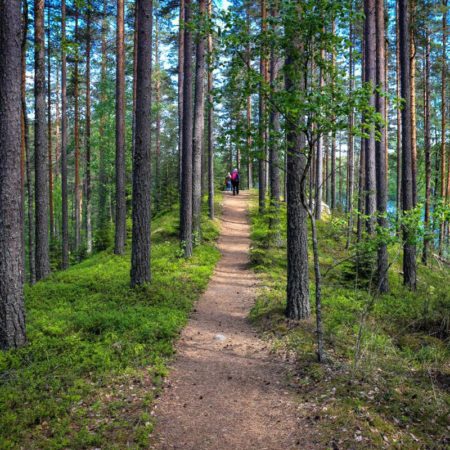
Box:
left=150, top=192, right=317, bottom=450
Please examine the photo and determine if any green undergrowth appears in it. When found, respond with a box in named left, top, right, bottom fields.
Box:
left=249, top=196, right=450, bottom=448
left=0, top=198, right=222, bottom=449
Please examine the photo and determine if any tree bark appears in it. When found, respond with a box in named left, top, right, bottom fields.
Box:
left=375, top=0, right=389, bottom=292
left=0, top=0, right=27, bottom=349
left=131, top=0, right=153, bottom=287
left=47, top=0, right=53, bottom=242
left=399, top=0, right=417, bottom=289
left=35, top=0, right=50, bottom=280
left=422, top=29, right=431, bottom=265
left=85, top=0, right=92, bottom=254
left=61, top=0, right=69, bottom=268
left=364, top=0, right=377, bottom=235
left=115, top=0, right=126, bottom=255
left=192, top=0, right=207, bottom=240
left=330, top=20, right=337, bottom=211
left=258, top=0, right=267, bottom=212
left=396, top=1, right=402, bottom=228
left=246, top=3, right=253, bottom=190
left=439, top=0, right=447, bottom=254
left=284, top=23, right=310, bottom=321
left=22, top=0, right=35, bottom=283
left=154, top=13, right=161, bottom=211
left=180, top=0, right=193, bottom=258
left=178, top=0, right=185, bottom=190
left=410, top=1, right=417, bottom=207
left=74, top=5, right=81, bottom=253
left=315, top=48, right=325, bottom=220
left=268, top=0, right=281, bottom=245
left=207, top=0, right=214, bottom=220
left=346, top=14, right=354, bottom=247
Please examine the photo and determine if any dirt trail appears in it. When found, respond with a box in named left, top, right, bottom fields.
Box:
left=151, top=192, right=316, bottom=450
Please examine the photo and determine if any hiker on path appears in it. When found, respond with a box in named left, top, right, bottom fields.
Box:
left=231, top=168, right=240, bottom=196
left=225, top=172, right=232, bottom=191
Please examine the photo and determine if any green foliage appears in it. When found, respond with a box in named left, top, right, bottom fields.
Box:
left=248, top=195, right=450, bottom=447
left=0, top=206, right=221, bottom=449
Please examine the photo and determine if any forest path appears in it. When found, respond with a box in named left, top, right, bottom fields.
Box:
left=150, top=192, right=316, bottom=450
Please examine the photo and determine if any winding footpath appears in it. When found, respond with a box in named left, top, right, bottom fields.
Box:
left=151, top=192, right=316, bottom=450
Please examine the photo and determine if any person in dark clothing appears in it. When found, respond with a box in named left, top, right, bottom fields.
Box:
left=231, top=168, right=240, bottom=195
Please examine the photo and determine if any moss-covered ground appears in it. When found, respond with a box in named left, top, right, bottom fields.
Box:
left=0, top=199, right=222, bottom=449
left=249, top=196, right=449, bottom=448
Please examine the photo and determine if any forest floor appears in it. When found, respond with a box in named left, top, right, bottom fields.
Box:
left=150, top=192, right=319, bottom=450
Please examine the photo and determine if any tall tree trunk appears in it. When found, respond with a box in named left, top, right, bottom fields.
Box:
left=346, top=14, right=354, bottom=247
left=192, top=0, right=207, bottom=240
left=284, top=20, right=310, bottom=321
left=61, top=0, right=69, bottom=268
left=22, top=0, right=35, bottom=283
left=315, top=50, right=324, bottom=219
left=410, top=1, right=417, bottom=207
left=357, top=35, right=366, bottom=243
left=325, top=136, right=330, bottom=204
left=422, top=29, right=431, bottom=265
left=74, top=6, right=81, bottom=253
left=131, top=0, right=153, bottom=287
left=97, top=0, right=109, bottom=249
left=35, top=0, right=50, bottom=280
left=246, top=3, right=253, bottom=190
left=154, top=13, right=161, bottom=211
left=364, top=0, right=377, bottom=235
left=180, top=0, right=193, bottom=257
left=330, top=20, right=337, bottom=211
left=85, top=0, right=92, bottom=254
left=47, top=0, right=53, bottom=242
left=0, top=0, right=27, bottom=349
left=375, top=0, right=389, bottom=292
left=132, top=5, right=138, bottom=157
left=258, top=0, right=267, bottom=212
left=399, top=0, right=417, bottom=289
left=440, top=0, right=447, bottom=254
left=396, top=1, right=402, bottom=229
left=268, top=0, right=281, bottom=245
left=54, top=60, right=60, bottom=179
left=115, top=0, right=126, bottom=255
left=207, top=0, right=214, bottom=220
left=178, top=0, right=185, bottom=190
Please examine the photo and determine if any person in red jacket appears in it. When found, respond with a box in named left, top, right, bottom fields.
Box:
left=231, top=168, right=240, bottom=196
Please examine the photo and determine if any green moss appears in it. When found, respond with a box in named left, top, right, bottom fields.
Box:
left=0, top=196, right=222, bottom=449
